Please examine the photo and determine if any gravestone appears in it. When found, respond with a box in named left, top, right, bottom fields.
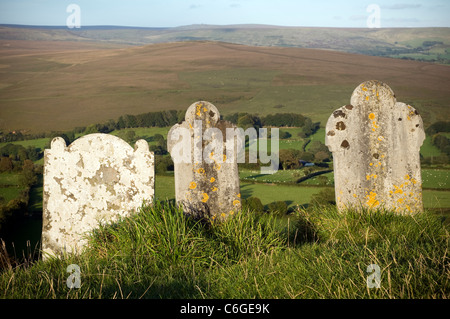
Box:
left=167, top=101, right=241, bottom=221
left=325, top=80, right=425, bottom=213
left=42, top=134, right=154, bottom=258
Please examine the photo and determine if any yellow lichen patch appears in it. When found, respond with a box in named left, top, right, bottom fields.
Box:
left=201, top=192, right=209, bottom=203
left=221, top=212, right=226, bottom=218
left=353, top=194, right=357, bottom=198
left=189, top=182, right=197, bottom=190
left=233, top=200, right=240, bottom=206
left=366, top=191, right=380, bottom=207
left=405, top=174, right=410, bottom=180
left=368, top=113, right=376, bottom=120
left=237, top=193, right=241, bottom=198
left=196, top=168, right=205, bottom=174
left=223, top=154, right=227, bottom=162
left=362, top=86, right=368, bottom=91
left=210, top=177, right=215, bottom=183
left=411, top=178, right=417, bottom=184
left=214, top=163, right=221, bottom=170
left=212, top=186, right=218, bottom=192
left=366, top=174, right=377, bottom=180
left=397, top=198, right=404, bottom=204
left=393, top=185, right=403, bottom=194
left=365, top=96, right=370, bottom=101
left=230, top=210, right=235, bottom=215
left=378, top=136, right=384, bottom=141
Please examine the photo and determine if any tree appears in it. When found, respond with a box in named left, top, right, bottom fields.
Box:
left=84, top=124, right=99, bottom=134
left=314, top=150, right=331, bottom=162
left=155, top=155, right=174, bottom=174
left=279, top=131, right=292, bottom=139
left=279, top=149, right=302, bottom=170
left=116, top=116, right=126, bottom=130
left=237, top=113, right=262, bottom=130
left=224, top=113, right=239, bottom=124
left=432, top=133, right=450, bottom=155
left=0, top=157, right=13, bottom=172
left=19, top=160, right=38, bottom=187
left=302, top=118, right=320, bottom=137
left=123, top=114, right=137, bottom=128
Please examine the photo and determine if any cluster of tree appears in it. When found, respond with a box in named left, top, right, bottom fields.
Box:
left=60, top=110, right=184, bottom=140
left=432, top=134, right=450, bottom=156
left=0, top=144, right=42, bottom=169
left=117, top=110, right=184, bottom=130
left=224, top=112, right=320, bottom=137
left=422, top=121, right=450, bottom=165
left=0, top=160, right=41, bottom=232
left=426, top=121, right=450, bottom=136
left=422, top=41, right=444, bottom=47
left=1, top=110, right=185, bottom=145
left=278, top=141, right=331, bottom=170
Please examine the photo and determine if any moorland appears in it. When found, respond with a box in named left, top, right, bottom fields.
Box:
left=0, top=25, right=449, bottom=299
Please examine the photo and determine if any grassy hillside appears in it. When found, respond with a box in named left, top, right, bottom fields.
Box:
left=1, top=201, right=448, bottom=299
left=1, top=41, right=449, bottom=133
left=2, top=25, right=449, bottom=62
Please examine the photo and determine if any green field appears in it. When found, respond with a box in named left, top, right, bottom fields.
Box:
left=0, top=173, right=25, bottom=202
left=154, top=172, right=450, bottom=210
left=1, top=124, right=449, bottom=212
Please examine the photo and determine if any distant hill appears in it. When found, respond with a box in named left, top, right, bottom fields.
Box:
left=0, top=40, right=449, bottom=133
left=1, top=24, right=450, bottom=64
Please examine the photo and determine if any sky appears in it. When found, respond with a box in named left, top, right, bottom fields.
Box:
left=0, top=0, right=449, bottom=28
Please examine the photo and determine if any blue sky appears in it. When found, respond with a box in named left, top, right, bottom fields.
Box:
left=0, top=0, right=448, bottom=28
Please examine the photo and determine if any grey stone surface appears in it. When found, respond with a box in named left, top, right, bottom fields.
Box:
left=167, top=101, right=241, bottom=221
left=42, top=134, right=154, bottom=258
left=325, top=80, right=425, bottom=213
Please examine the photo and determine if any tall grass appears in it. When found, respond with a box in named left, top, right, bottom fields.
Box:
left=0, top=201, right=448, bottom=299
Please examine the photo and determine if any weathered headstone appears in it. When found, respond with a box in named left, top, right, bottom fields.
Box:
left=167, top=101, right=241, bottom=221
left=325, top=80, right=425, bottom=213
left=42, top=134, right=154, bottom=258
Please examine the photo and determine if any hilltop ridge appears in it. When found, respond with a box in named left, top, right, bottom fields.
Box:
left=1, top=24, right=449, bottom=63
